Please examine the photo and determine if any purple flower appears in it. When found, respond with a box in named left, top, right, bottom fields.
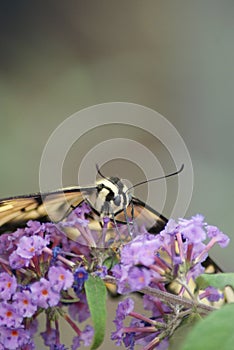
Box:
left=72, top=325, right=94, bottom=349
left=0, top=327, right=31, bottom=350
left=62, top=217, right=90, bottom=228
left=25, top=220, right=46, bottom=235
left=13, top=290, right=38, bottom=317
left=41, top=328, right=56, bottom=347
left=121, top=234, right=161, bottom=267
left=123, top=332, right=135, bottom=350
left=127, top=266, right=151, bottom=290
left=73, top=267, right=89, bottom=294
left=112, top=264, right=132, bottom=294
left=64, top=202, right=91, bottom=227
left=68, top=292, right=90, bottom=323
left=113, top=297, right=171, bottom=350
left=0, top=233, right=12, bottom=254
left=0, top=272, right=17, bottom=301
left=160, top=218, right=178, bottom=236
left=16, top=235, right=49, bottom=259
left=0, top=302, right=23, bottom=328
left=60, top=220, right=96, bottom=247
left=112, top=298, right=135, bottom=346
left=48, top=266, right=74, bottom=292
left=0, top=228, right=25, bottom=253
left=30, top=278, right=61, bottom=308
left=71, top=202, right=91, bottom=218
left=93, top=265, right=108, bottom=278
left=114, top=214, right=231, bottom=296
left=52, top=246, right=62, bottom=259
left=199, top=286, right=224, bottom=302
left=206, top=225, right=230, bottom=248
left=116, top=298, right=135, bottom=320
left=53, top=345, right=69, bottom=350
left=190, top=242, right=208, bottom=262
left=9, top=250, right=30, bottom=268
left=178, top=214, right=206, bottom=243
left=45, top=222, right=66, bottom=240
left=0, top=205, right=230, bottom=350
left=28, top=318, right=38, bottom=337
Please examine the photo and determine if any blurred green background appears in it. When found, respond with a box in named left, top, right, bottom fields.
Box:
left=0, top=1, right=234, bottom=348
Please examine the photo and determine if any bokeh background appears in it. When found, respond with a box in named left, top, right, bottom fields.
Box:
left=0, top=1, right=234, bottom=348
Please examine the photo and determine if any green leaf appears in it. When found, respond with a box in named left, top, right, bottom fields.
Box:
left=196, top=273, right=234, bottom=290
left=180, top=303, right=234, bottom=350
left=85, top=275, right=107, bottom=350
left=103, top=254, right=119, bottom=269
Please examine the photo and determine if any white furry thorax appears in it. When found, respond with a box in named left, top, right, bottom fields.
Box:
left=86, top=177, right=131, bottom=217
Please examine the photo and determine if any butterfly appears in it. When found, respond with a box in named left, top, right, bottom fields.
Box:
left=0, top=164, right=221, bottom=274
left=0, top=166, right=176, bottom=237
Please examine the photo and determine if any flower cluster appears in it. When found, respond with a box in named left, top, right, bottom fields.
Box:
left=111, top=215, right=229, bottom=349
left=112, top=297, right=170, bottom=350
left=0, top=203, right=105, bottom=350
left=0, top=201, right=230, bottom=350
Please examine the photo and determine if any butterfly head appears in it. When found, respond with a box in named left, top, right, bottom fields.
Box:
left=86, top=177, right=131, bottom=217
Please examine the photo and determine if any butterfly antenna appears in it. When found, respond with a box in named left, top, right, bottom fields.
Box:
left=125, top=164, right=184, bottom=193
left=96, top=164, right=119, bottom=186
left=96, top=164, right=109, bottom=180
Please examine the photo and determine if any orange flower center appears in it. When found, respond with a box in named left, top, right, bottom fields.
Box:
left=59, top=274, right=65, bottom=281
left=11, top=330, right=19, bottom=337
left=42, top=289, right=48, bottom=296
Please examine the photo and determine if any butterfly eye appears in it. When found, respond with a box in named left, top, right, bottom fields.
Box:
left=97, top=183, right=104, bottom=192
left=113, top=195, right=121, bottom=206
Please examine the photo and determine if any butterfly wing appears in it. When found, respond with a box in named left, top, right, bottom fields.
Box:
left=115, top=196, right=168, bottom=234
left=0, top=186, right=97, bottom=233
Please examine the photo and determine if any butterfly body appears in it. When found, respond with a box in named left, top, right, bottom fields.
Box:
left=85, top=177, right=131, bottom=218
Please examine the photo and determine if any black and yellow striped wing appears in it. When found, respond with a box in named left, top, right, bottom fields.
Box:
left=0, top=186, right=96, bottom=233
left=0, top=190, right=167, bottom=234
left=115, top=197, right=167, bottom=234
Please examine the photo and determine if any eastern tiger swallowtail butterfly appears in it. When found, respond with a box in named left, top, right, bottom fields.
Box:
left=0, top=164, right=220, bottom=271
left=0, top=170, right=169, bottom=239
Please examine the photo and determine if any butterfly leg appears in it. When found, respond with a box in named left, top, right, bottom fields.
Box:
left=111, top=212, right=121, bottom=240
left=123, top=206, right=133, bottom=237
left=130, top=201, right=134, bottom=224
